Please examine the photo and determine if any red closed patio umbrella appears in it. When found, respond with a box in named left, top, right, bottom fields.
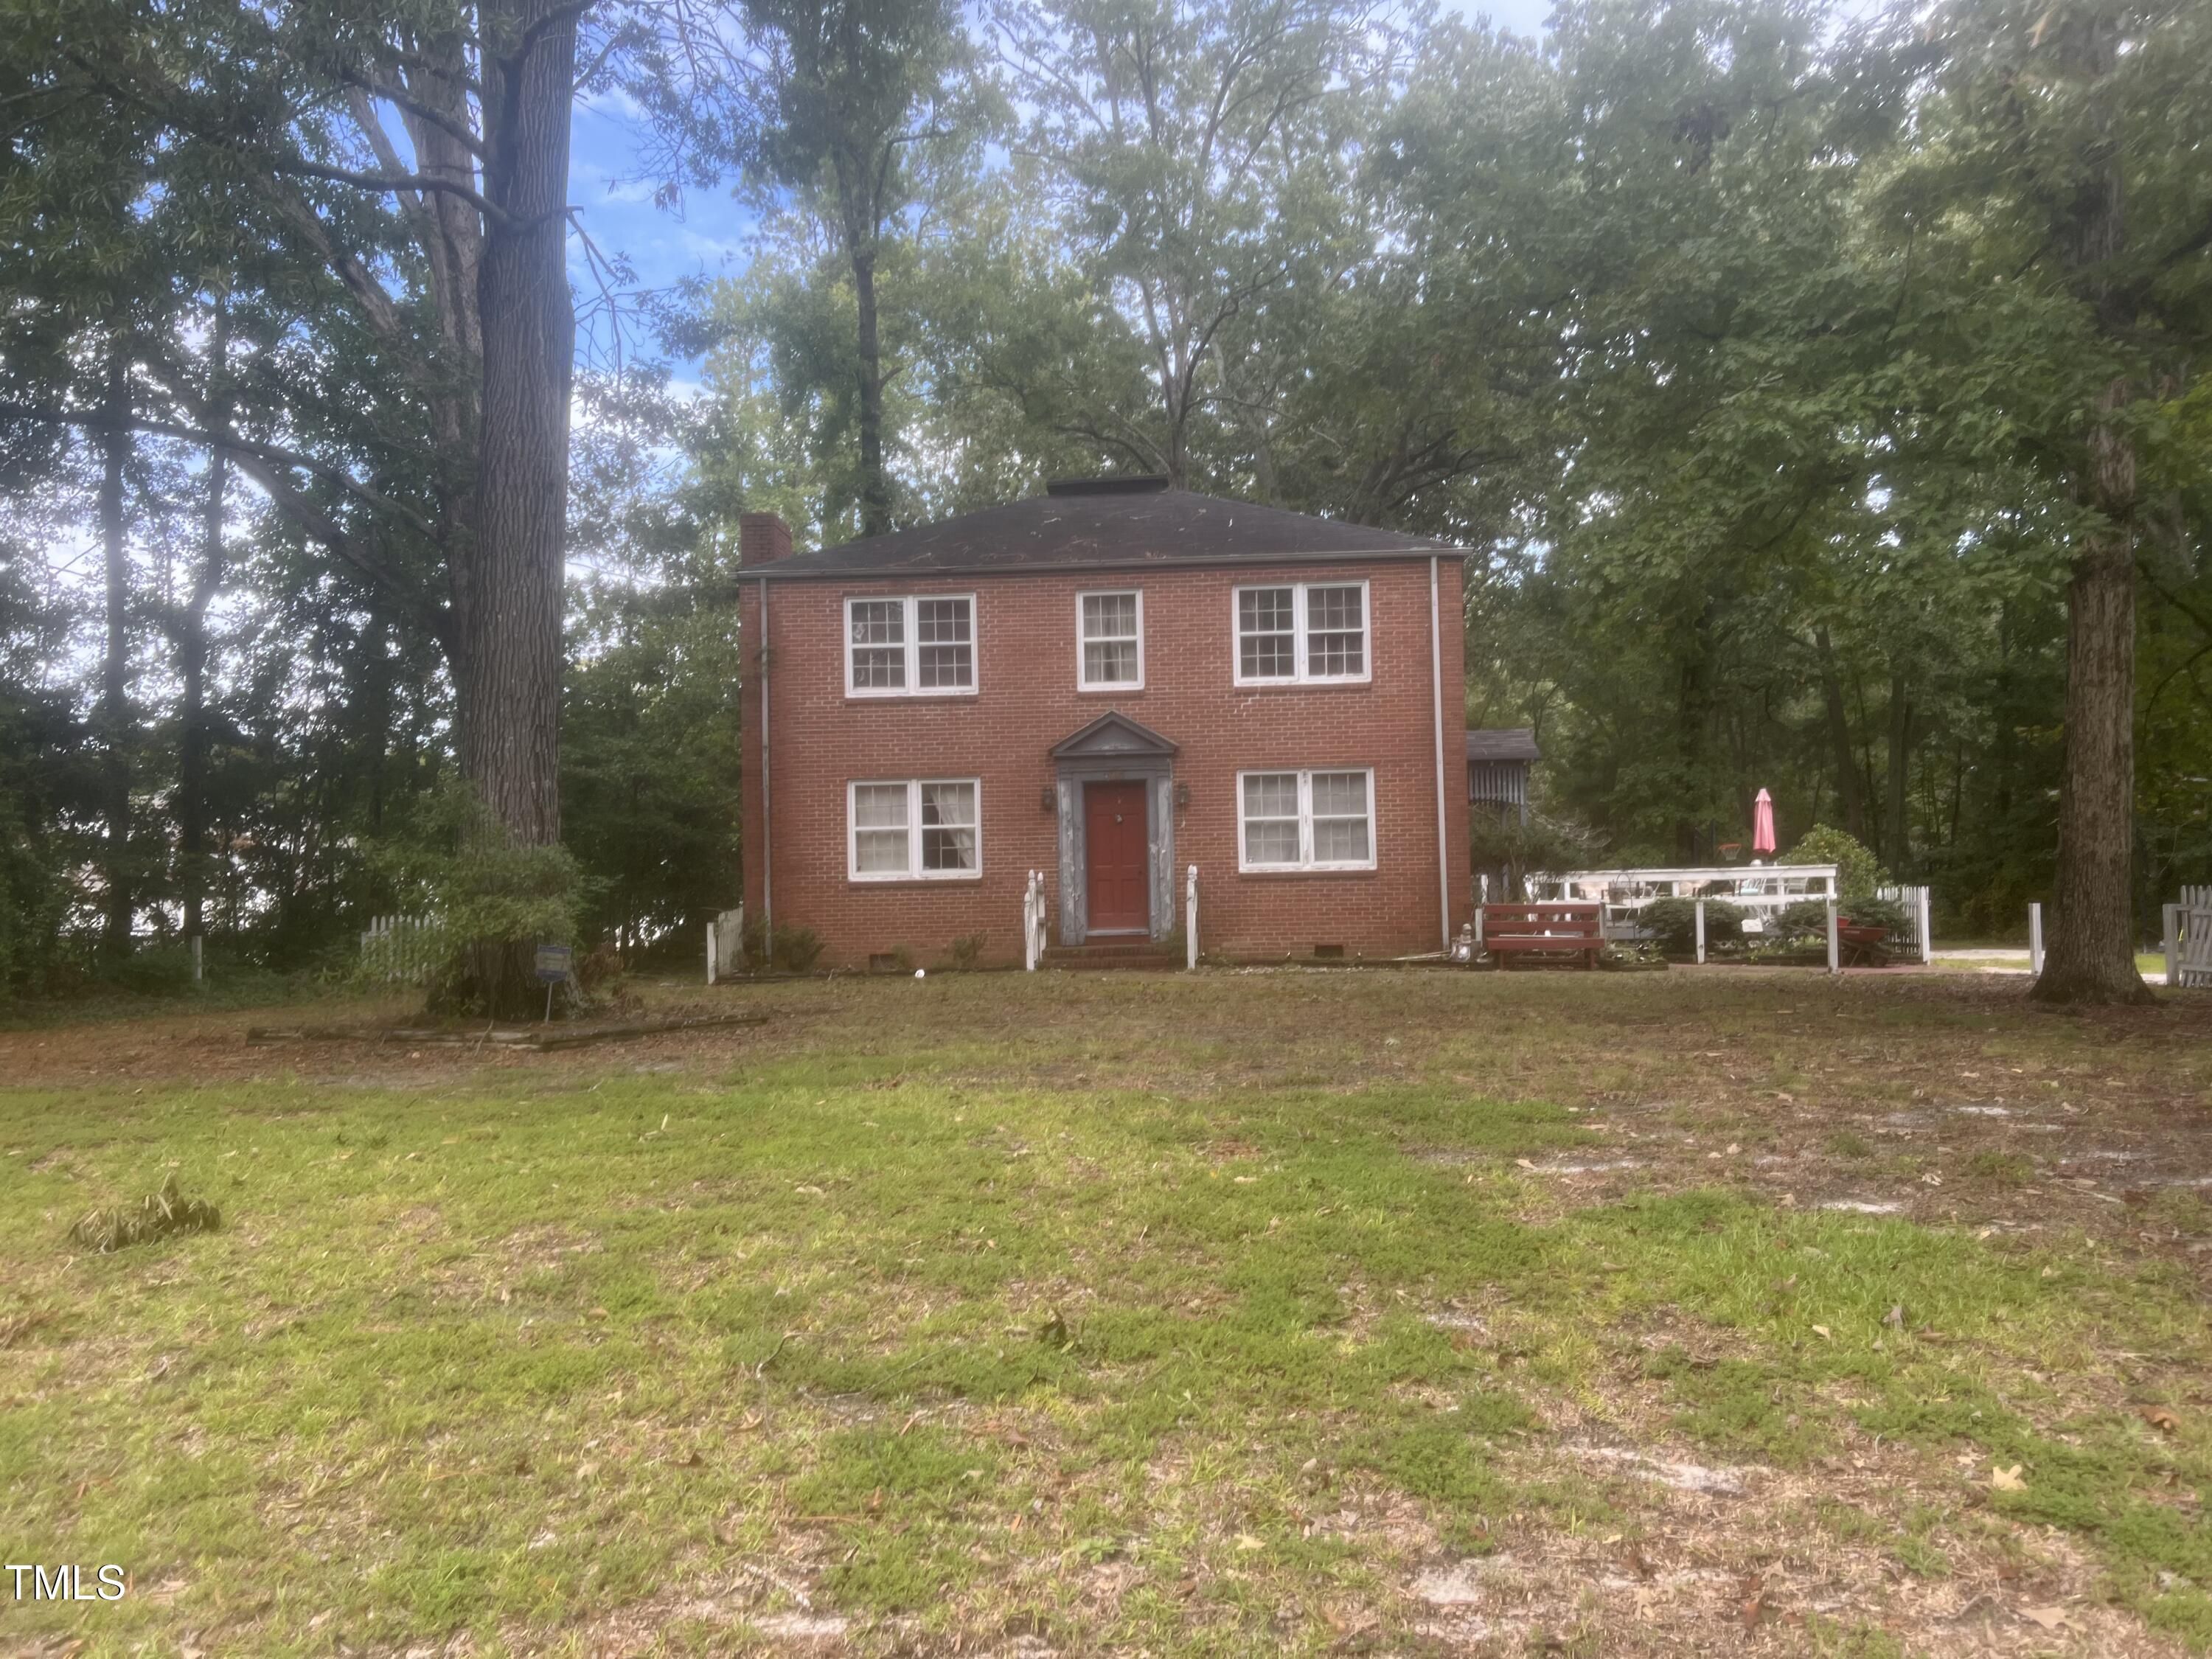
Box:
left=1753, top=788, right=1777, bottom=857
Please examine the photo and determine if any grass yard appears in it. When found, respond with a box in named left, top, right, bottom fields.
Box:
left=3, top=968, right=2210, bottom=1657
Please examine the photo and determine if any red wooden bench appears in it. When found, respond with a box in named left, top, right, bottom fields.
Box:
left=1477, top=902, right=1603, bottom=970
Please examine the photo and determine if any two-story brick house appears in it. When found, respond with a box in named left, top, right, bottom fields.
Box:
left=734, top=476, right=1470, bottom=967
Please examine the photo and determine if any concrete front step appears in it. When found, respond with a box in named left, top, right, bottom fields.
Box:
left=1041, top=942, right=1181, bottom=970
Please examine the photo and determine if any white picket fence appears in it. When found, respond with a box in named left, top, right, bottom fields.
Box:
left=2168, top=888, right=2212, bottom=990
left=1876, top=884, right=1935, bottom=965
left=359, top=914, right=440, bottom=984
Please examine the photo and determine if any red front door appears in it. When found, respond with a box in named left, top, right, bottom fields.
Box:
left=1085, top=781, right=1150, bottom=933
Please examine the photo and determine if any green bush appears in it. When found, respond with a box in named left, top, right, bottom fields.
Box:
left=1637, top=896, right=1744, bottom=956
left=772, top=925, right=824, bottom=973
left=366, top=785, right=588, bottom=1014
left=1775, top=898, right=1833, bottom=940
left=946, top=933, right=986, bottom=970
left=1781, top=825, right=1888, bottom=900
left=1839, top=896, right=1911, bottom=937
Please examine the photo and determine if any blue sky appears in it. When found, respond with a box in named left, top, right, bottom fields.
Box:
left=562, top=0, right=1559, bottom=365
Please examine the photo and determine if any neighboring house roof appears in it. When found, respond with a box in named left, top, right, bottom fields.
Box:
left=737, top=476, right=1458, bottom=580
left=1465, top=728, right=1541, bottom=762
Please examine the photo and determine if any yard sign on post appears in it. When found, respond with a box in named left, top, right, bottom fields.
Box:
left=535, top=943, right=573, bottom=1023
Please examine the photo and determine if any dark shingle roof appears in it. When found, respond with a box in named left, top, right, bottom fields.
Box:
left=737, top=479, right=1457, bottom=580
left=1465, top=729, right=1541, bottom=762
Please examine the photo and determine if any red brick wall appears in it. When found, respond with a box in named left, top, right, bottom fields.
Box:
left=739, top=559, right=1470, bottom=967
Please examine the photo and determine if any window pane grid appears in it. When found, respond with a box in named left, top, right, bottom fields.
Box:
left=1080, top=592, right=1142, bottom=686
left=1238, top=770, right=1374, bottom=872
left=847, top=597, right=975, bottom=695
left=852, top=780, right=981, bottom=880
left=1236, top=583, right=1367, bottom=684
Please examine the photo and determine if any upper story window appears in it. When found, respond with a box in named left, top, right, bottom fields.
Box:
left=1238, top=768, right=1376, bottom=872
left=1234, top=581, right=1368, bottom=685
left=1077, top=591, right=1144, bottom=690
left=845, top=595, right=975, bottom=697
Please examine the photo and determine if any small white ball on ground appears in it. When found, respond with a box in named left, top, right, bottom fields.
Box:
left=914, top=968, right=926, bottom=979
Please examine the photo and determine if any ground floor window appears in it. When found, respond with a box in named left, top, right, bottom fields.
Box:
left=849, top=779, right=981, bottom=880
left=1237, top=768, right=1375, bottom=872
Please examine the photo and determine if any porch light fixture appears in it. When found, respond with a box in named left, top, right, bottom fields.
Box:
left=1040, top=785, right=1055, bottom=813
left=1175, top=782, right=1190, bottom=808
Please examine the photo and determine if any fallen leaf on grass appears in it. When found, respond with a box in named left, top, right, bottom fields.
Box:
left=1990, top=1464, right=2027, bottom=1492
left=2020, top=1605, right=2067, bottom=1630
left=1234, top=1534, right=1265, bottom=1551
left=1811, top=1324, right=1833, bottom=1341
left=2140, top=1405, right=2180, bottom=1434
left=1882, top=1304, right=1905, bottom=1329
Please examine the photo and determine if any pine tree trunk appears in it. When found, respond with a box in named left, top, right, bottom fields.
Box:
left=852, top=243, right=891, bottom=538
left=1816, top=627, right=1867, bottom=843
left=99, top=352, right=133, bottom=959
left=2034, top=9, right=2149, bottom=1005
left=2033, top=508, right=2149, bottom=1004
left=180, top=308, right=228, bottom=945
left=456, top=0, right=576, bottom=1018
left=1883, top=670, right=1910, bottom=870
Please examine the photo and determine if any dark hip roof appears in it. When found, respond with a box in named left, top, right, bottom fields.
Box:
left=1465, top=728, right=1541, bottom=762
left=737, top=484, right=1459, bottom=580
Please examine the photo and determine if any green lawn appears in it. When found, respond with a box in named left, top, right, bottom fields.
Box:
left=1932, top=951, right=2175, bottom=978
left=3, top=970, right=2209, bottom=1655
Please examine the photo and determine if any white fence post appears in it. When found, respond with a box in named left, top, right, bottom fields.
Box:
left=2029, top=902, right=2044, bottom=975
left=706, top=922, right=717, bottom=985
left=1694, top=898, right=1706, bottom=965
left=1185, top=865, right=1199, bottom=970
left=1917, top=888, right=1933, bottom=964
left=1023, top=870, right=1046, bottom=972
left=1825, top=897, right=1840, bottom=975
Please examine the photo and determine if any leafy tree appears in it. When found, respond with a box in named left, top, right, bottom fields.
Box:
left=1854, top=0, right=2212, bottom=1000
left=1, top=0, right=589, bottom=1013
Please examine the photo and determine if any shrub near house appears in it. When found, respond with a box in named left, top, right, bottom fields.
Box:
left=736, top=477, right=1472, bottom=968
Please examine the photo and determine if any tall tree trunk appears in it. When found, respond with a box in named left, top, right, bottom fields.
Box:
left=1673, top=599, right=1715, bottom=861
left=1815, top=626, right=1868, bottom=841
left=2034, top=7, right=2149, bottom=1005
left=98, top=352, right=132, bottom=959
left=852, top=243, right=891, bottom=538
left=179, top=306, right=229, bottom=945
left=456, top=0, right=577, bottom=1016
left=2035, top=498, right=2148, bottom=1003
left=1883, top=669, right=1911, bottom=871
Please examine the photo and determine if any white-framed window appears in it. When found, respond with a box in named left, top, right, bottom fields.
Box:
left=844, top=594, right=976, bottom=697
left=1077, top=590, right=1144, bottom=690
left=848, top=779, right=981, bottom=880
left=1237, top=768, right=1376, bottom=872
left=1233, top=580, right=1369, bottom=685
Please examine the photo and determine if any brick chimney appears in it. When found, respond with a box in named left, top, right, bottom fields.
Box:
left=739, top=511, right=793, bottom=567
